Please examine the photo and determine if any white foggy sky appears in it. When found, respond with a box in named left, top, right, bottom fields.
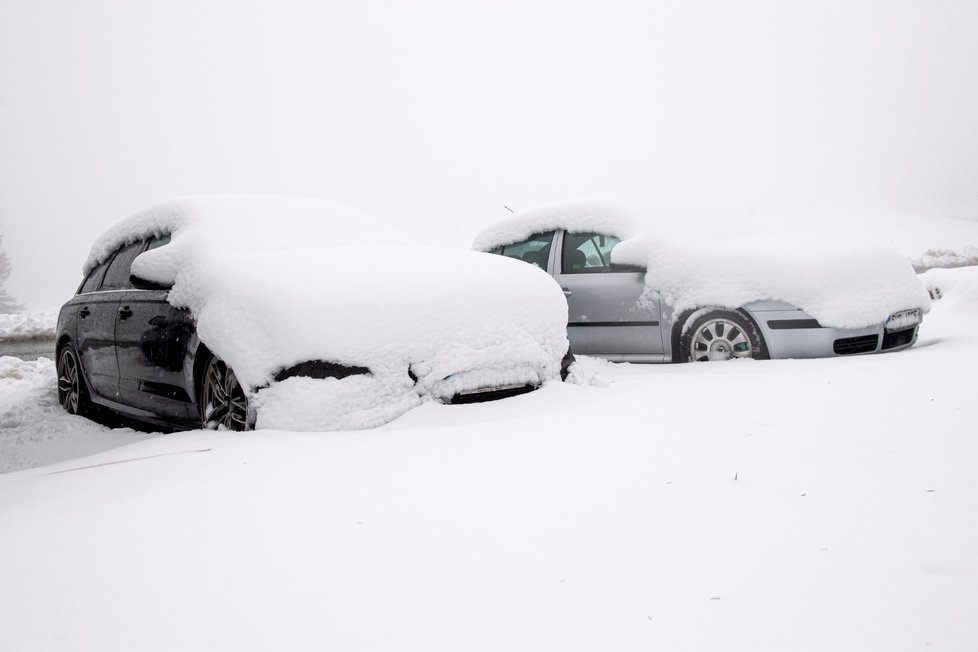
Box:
left=1, top=0, right=977, bottom=309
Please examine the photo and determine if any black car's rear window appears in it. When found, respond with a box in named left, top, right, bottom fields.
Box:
left=100, top=241, right=147, bottom=290
left=78, top=259, right=110, bottom=294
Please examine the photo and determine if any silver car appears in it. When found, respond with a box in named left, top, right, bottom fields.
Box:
left=484, top=229, right=922, bottom=362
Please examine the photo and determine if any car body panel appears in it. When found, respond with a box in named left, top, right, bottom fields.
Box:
left=115, top=288, right=197, bottom=421
left=72, top=290, right=122, bottom=400
left=554, top=231, right=665, bottom=358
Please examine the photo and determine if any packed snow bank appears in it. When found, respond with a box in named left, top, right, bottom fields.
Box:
left=0, top=309, right=57, bottom=341
left=472, top=198, right=640, bottom=252
left=919, top=266, right=978, bottom=316
left=614, top=235, right=931, bottom=329
left=88, top=196, right=569, bottom=430
left=912, top=246, right=978, bottom=272
left=0, top=357, right=149, bottom=473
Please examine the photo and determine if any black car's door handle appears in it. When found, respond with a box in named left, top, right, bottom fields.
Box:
left=118, top=306, right=133, bottom=320
left=79, top=307, right=91, bottom=318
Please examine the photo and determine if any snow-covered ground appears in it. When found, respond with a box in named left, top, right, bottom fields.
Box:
left=1, top=266, right=976, bottom=651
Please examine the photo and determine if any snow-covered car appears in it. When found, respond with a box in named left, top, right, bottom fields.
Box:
left=474, top=200, right=931, bottom=363
left=56, top=196, right=570, bottom=431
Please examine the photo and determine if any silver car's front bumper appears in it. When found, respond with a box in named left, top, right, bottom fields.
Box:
left=747, top=305, right=919, bottom=359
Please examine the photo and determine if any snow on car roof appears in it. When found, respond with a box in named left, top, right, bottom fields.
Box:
left=471, top=198, right=641, bottom=252
left=84, top=195, right=407, bottom=275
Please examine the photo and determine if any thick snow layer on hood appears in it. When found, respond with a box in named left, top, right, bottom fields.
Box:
left=613, top=235, right=932, bottom=329
left=919, top=266, right=978, bottom=311
left=144, top=244, right=568, bottom=389
left=472, top=198, right=641, bottom=252
left=93, top=196, right=569, bottom=430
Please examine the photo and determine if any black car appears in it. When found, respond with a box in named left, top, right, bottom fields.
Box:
left=56, top=197, right=571, bottom=432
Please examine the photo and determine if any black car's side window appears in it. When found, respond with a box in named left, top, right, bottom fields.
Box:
left=100, top=241, right=148, bottom=290
left=147, top=234, right=171, bottom=251
left=492, top=231, right=555, bottom=269
left=561, top=232, right=622, bottom=274
left=78, top=259, right=111, bottom=294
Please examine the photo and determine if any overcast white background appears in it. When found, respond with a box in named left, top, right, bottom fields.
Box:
left=2, top=0, right=977, bottom=309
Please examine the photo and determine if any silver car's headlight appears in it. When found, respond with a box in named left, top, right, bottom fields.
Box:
left=885, top=308, right=921, bottom=332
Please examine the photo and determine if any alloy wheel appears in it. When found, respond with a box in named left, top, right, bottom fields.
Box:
left=689, top=318, right=754, bottom=361
left=57, top=348, right=81, bottom=414
left=201, top=357, right=249, bottom=430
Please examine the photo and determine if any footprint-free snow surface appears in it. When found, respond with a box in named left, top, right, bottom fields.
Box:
left=1, top=266, right=977, bottom=651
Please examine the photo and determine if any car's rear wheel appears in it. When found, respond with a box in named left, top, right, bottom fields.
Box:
left=681, top=310, right=766, bottom=362
left=200, top=356, right=250, bottom=430
left=57, top=345, right=90, bottom=415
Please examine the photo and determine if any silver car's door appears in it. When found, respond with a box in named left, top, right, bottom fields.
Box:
left=554, top=230, right=664, bottom=359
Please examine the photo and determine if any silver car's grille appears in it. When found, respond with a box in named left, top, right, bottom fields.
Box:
left=881, top=326, right=917, bottom=351
left=833, top=334, right=879, bottom=355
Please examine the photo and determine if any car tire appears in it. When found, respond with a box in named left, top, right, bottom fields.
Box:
left=681, top=310, right=767, bottom=362
left=199, top=354, right=251, bottom=430
left=559, top=347, right=576, bottom=381
left=57, top=344, right=91, bottom=416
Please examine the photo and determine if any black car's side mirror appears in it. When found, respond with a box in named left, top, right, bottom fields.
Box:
left=130, top=274, right=172, bottom=291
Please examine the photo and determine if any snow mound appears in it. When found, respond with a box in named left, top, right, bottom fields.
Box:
left=613, top=234, right=930, bottom=329
left=0, top=355, right=52, bottom=382
left=89, top=196, right=569, bottom=431
left=919, top=266, right=978, bottom=313
left=912, top=246, right=978, bottom=272
left=0, top=309, right=57, bottom=341
left=472, top=198, right=641, bottom=252
left=0, top=357, right=149, bottom=473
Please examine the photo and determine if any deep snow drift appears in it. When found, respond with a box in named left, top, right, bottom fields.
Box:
left=1, top=267, right=977, bottom=651
left=0, top=356, right=149, bottom=473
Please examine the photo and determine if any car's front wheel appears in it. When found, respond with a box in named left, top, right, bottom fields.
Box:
left=57, top=345, right=90, bottom=415
left=200, top=355, right=250, bottom=430
left=681, top=310, right=767, bottom=362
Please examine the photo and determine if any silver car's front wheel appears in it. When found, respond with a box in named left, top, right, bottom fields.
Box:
left=682, top=311, right=766, bottom=362
left=201, top=356, right=250, bottom=430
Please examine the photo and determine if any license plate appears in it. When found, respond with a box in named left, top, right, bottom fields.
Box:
left=885, top=308, right=921, bottom=332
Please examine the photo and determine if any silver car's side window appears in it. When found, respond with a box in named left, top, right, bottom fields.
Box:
left=562, top=232, right=621, bottom=273
left=492, top=231, right=555, bottom=269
